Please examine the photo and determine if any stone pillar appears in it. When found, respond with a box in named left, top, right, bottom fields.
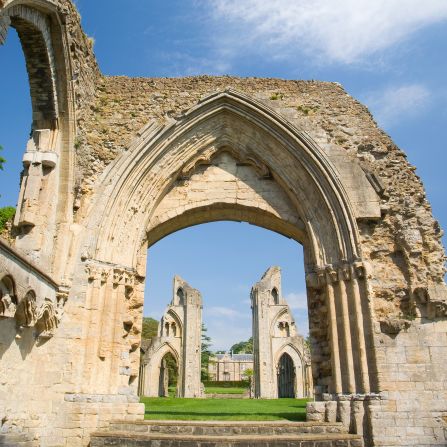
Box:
left=252, top=286, right=275, bottom=398
left=14, top=129, right=59, bottom=262
left=181, top=284, right=202, bottom=398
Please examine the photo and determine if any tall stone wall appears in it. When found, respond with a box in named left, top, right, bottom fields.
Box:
left=0, top=1, right=445, bottom=445
left=251, top=266, right=312, bottom=399
left=141, top=276, right=202, bottom=398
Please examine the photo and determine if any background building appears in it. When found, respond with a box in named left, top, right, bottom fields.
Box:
left=208, top=353, right=253, bottom=382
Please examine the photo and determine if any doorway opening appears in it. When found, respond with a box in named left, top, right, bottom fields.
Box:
left=158, top=352, right=178, bottom=397
left=277, top=353, right=295, bottom=398
left=139, top=220, right=311, bottom=420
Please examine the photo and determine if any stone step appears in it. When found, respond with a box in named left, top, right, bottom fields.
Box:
left=90, top=431, right=364, bottom=447
left=106, top=420, right=349, bottom=436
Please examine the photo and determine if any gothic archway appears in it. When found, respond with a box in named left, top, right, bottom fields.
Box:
left=0, top=0, right=74, bottom=270
left=277, top=352, right=295, bottom=398
left=78, top=90, right=378, bottom=404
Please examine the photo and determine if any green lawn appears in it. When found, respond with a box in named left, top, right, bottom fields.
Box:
left=205, top=386, right=247, bottom=394
left=141, top=397, right=309, bottom=421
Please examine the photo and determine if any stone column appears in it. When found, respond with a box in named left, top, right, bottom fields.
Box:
left=252, top=288, right=275, bottom=398
left=181, top=289, right=202, bottom=397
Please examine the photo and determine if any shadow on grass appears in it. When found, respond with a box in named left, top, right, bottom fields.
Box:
left=144, top=410, right=306, bottom=422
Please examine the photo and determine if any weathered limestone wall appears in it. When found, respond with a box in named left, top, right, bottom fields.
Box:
left=370, top=319, right=447, bottom=446
left=0, top=1, right=445, bottom=445
left=252, top=267, right=312, bottom=399
left=75, top=75, right=445, bottom=298
left=141, top=276, right=202, bottom=398
left=0, top=0, right=99, bottom=119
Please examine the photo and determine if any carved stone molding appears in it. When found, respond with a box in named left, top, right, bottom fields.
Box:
left=15, top=291, right=37, bottom=332
left=85, top=261, right=139, bottom=287
left=379, top=317, right=411, bottom=336
left=306, top=260, right=366, bottom=290
left=180, top=146, right=271, bottom=181
left=35, top=298, right=60, bottom=340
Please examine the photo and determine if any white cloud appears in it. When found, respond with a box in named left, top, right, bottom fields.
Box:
left=363, top=83, right=431, bottom=127
left=208, top=0, right=447, bottom=64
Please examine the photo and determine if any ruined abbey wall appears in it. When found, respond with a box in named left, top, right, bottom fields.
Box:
left=140, top=276, right=202, bottom=399
left=0, top=1, right=446, bottom=446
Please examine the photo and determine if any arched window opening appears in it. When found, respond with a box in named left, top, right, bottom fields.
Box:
left=278, top=321, right=290, bottom=337
left=272, top=287, right=279, bottom=304
left=177, top=287, right=185, bottom=305
left=277, top=353, right=295, bottom=398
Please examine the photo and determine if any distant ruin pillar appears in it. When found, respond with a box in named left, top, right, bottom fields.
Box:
left=141, top=275, right=203, bottom=398
left=252, top=266, right=312, bottom=399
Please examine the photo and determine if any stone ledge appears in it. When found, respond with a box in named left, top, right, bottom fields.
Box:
left=90, top=430, right=364, bottom=447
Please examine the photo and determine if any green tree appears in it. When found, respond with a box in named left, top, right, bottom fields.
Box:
left=304, top=336, right=311, bottom=353
left=0, top=207, right=15, bottom=232
left=0, top=145, right=5, bottom=171
left=243, top=368, right=254, bottom=397
left=141, top=317, right=159, bottom=340
left=164, top=352, right=178, bottom=391
left=201, top=323, right=213, bottom=381
left=230, top=337, right=253, bottom=354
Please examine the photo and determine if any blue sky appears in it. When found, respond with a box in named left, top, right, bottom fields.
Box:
left=1, top=0, right=446, bottom=350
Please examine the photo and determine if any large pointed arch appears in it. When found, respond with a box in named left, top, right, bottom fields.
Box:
left=1, top=0, right=76, bottom=273
left=83, top=89, right=365, bottom=276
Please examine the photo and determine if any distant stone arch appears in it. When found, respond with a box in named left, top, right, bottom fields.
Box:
left=252, top=267, right=312, bottom=399
left=277, top=352, right=295, bottom=398
left=274, top=342, right=310, bottom=399
left=140, top=276, right=202, bottom=398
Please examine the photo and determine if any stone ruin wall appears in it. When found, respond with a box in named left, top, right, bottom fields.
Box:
left=71, top=75, right=447, bottom=445
left=0, top=0, right=446, bottom=445
left=74, top=75, right=446, bottom=322
left=0, top=0, right=99, bottom=120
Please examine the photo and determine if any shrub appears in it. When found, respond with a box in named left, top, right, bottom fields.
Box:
left=0, top=207, right=15, bottom=232
left=202, top=380, right=249, bottom=388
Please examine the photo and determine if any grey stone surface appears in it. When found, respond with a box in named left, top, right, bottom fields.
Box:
left=0, top=1, right=446, bottom=446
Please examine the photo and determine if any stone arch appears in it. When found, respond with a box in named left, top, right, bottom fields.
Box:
left=143, top=341, right=180, bottom=397
left=87, top=89, right=363, bottom=268
left=2, top=3, right=59, bottom=127
left=274, top=342, right=308, bottom=398
left=80, top=89, right=378, bottom=401
left=0, top=0, right=77, bottom=268
left=1, top=0, right=99, bottom=274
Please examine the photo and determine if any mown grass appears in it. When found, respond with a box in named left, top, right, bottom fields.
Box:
left=205, top=386, right=247, bottom=394
left=141, top=397, right=309, bottom=421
